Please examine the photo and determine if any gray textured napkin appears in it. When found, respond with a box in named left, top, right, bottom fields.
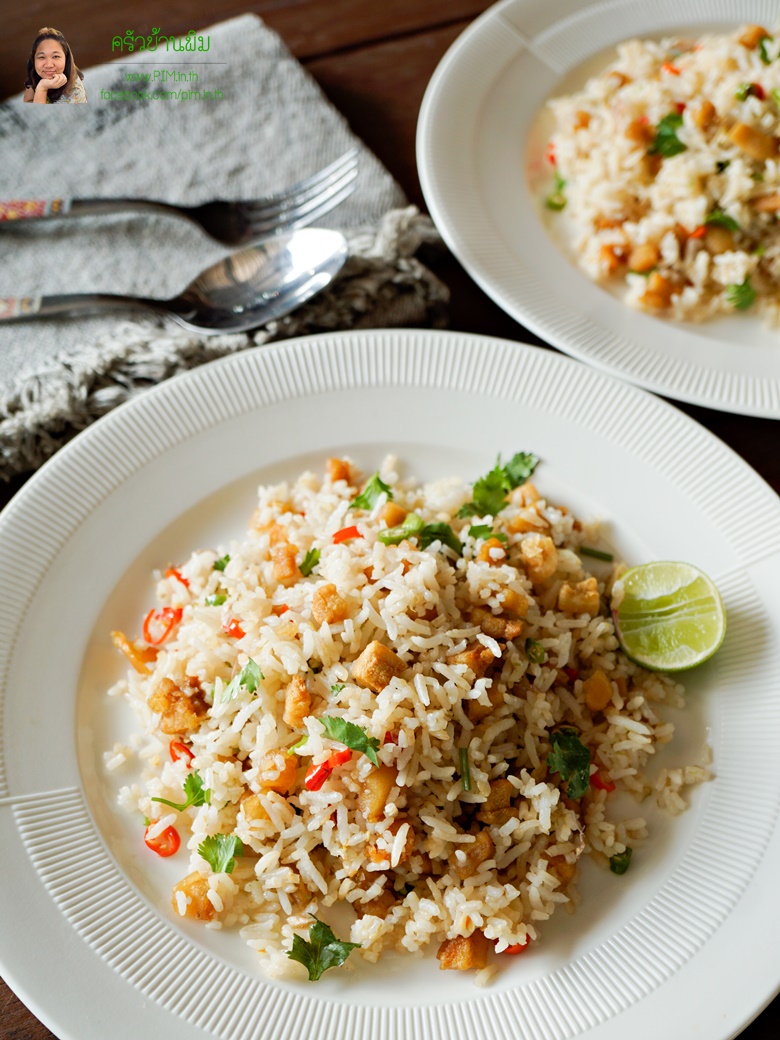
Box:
left=0, top=15, right=448, bottom=479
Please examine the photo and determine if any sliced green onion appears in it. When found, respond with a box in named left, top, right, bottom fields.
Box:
left=205, top=593, right=227, bottom=606
left=525, top=638, right=547, bottom=664
left=726, top=277, right=757, bottom=311
left=458, top=747, right=472, bottom=792
left=287, top=735, right=308, bottom=755
left=377, top=512, right=425, bottom=545
left=579, top=546, right=614, bottom=562
left=545, top=171, right=567, bottom=211
left=213, top=554, right=230, bottom=571
left=610, top=848, right=633, bottom=875
left=330, top=683, right=345, bottom=695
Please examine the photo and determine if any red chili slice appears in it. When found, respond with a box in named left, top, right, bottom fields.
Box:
left=223, top=618, right=246, bottom=639
left=169, top=740, right=195, bottom=766
left=590, top=771, right=616, bottom=793
left=165, top=567, right=190, bottom=588
left=675, top=101, right=687, bottom=113
left=562, top=667, right=579, bottom=683
left=142, top=606, right=183, bottom=645
left=327, top=748, right=352, bottom=768
left=384, top=731, right=396, bottom=745
left=545, top=141, right=556, bottom=165
left=144, top=824, right=181, bottom=857
left=305, top=761, right=332, bottom=791
left=501, top=940, right=530, bottom=955
left=689, top=225, right=707, bottom=239
left=333, top=525, right=361, bottom=544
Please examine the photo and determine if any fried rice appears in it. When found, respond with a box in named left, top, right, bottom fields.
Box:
left=105, top=455, right=711, bottom=984
left=543, top=23, right=780, bottom=325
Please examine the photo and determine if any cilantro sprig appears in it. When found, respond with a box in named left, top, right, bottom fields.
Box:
left=222, top=657, right=264, bottom=703
left=376, top=513, right=461, bottom=555
left=152, top=770, right=211, bottom=812
left=198, top=834, right=244, bottom=874
left=319, top=715, right=380, bottom=766
left=287, top=916, right=361, bottom=981
left=546, top=728, right=591, bottom=800
left=458, top=452, right=540, bottom=518
left=350, top=473, right=393, bottom=511
left=468, top=524, right=508, bottom=543
left=299, top=547, right=321, bottom=577
left=213, top=554, right=230, bottom=572
left=649, top=113, right=687, bottom=158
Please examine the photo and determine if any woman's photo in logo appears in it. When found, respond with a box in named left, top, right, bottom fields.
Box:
left=23, top=27, right=86, bottom=104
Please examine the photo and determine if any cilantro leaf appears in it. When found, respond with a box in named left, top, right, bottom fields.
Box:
left=726, top=277, right=757, bottom=311
left=350, top=473, right=393, bottom=511
left=213, top=554, right=230, bottom=571
left=287, top=916, right=361, bottom=981
left=458, top=453, right=540, bottom=518
left=471, top=463, right=512, bottom=516
left=222, top=657, right=264, bottom=703
left=377, top=511, right=425, bottom=545
left=546, top=728, right=591, bottom=800
left=649, top=113, right=687, bottom=158
left=610, top=848, right=633, bottom=875
left=299, top=548, right=321, bottom=577
left=419, top=522, right=462, bottom=555
left=198, top=833, right=244, bottom=874
left=319, top=715, right=380, bottom=766
left=152, top=770, right=211, bottom=811
left=704, top=209, right=739, bottom=231
left=503, top=452, right=540, bottom=488
left=468, top=524, right=508, bottom=543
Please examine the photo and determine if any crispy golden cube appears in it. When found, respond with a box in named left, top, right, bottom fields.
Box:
left=311, top=583, right=350, bottom=626
left=520, top=534, right=558, bottom=584
left=558, top=576, right=599, bottom=615
left=171, top=872, right=215, bottom=921
left=583, top=668, right=613, bottom=713
left=271, top=542, right=301, bottom=585
left=450, top=829, right=495, bottom=881
left=358, top=764, right=397, bottom=823
left=283, top=675, right=311, bottom=728
left=148, top=677, right=208, bottom=735
left=436, top=931, right=490, bottom=971
left=352, top=640, right=405, bottom=692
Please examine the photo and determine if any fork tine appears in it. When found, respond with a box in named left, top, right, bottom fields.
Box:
left=246, top=165, right=358, bottom=236
left=246, top=149, right=359, bottom=220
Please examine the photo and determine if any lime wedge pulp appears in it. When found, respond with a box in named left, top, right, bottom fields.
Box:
left=611, top=561, right=726, bottom=672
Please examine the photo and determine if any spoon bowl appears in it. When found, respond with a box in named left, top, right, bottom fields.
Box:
left=0, top=228, right=350, bottom=335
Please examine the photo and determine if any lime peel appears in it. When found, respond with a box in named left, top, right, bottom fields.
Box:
left=611, top=561, right=726, bottom=672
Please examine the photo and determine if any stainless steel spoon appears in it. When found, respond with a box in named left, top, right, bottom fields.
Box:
left=0, top=228, right=349, bottom=334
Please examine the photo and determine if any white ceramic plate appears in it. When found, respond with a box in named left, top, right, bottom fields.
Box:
left=1, top=329, right=780, bottom=1040
left=416, top=0, right=780, bottom=418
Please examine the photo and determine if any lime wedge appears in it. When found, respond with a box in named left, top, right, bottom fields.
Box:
left=611, top=561, right=726, bottom=672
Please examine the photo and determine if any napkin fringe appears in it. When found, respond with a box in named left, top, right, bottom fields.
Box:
left=0, top=208, right=448, bottom=480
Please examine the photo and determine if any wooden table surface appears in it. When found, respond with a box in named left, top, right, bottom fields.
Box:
left=1, top=3, right=777, bottom=1038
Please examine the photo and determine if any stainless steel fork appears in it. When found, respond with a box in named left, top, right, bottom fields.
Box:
left=0, top=149, right=359, bottom=246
